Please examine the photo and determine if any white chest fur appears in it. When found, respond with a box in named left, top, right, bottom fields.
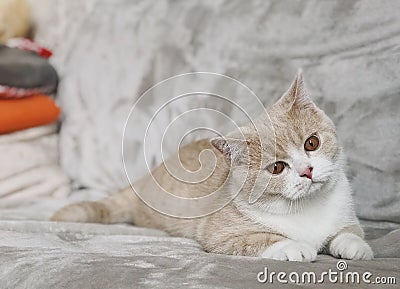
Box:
left=241, top=176, right=358, bottom=250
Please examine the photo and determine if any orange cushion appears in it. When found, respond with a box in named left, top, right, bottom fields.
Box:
left=0, top=94, right=61, bottom=134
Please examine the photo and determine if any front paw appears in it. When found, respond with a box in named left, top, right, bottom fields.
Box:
left=329, top=233, right=373, bottom=260
left=260, top=239, right=317, bottom=262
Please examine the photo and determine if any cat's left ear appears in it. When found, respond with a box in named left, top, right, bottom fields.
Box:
left=274, top=69, right=316, bottom=111
left=210, top=137, right=249, bottom=162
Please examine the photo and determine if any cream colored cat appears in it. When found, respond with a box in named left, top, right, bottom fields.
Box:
left=52, top=71, right=373, bottom=262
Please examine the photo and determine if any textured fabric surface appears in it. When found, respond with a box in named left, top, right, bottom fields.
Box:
left=29, top=0, right=400, bottom=224
left=0, top=220, right=399, bottom=289
left=0, top=124, right=70, bottom=213
left=0, top=124, right=106, bottom=220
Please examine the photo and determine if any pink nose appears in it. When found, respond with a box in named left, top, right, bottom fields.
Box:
left=300, top=167, right=313, bottom=180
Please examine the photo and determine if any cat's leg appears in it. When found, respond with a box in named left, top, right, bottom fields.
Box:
left=51, top=187, right=135, bottom=224
left=260, top=239, right=317, bottom=262
left=327, top=224, right=373, bottom=260
left=206, top=233, right=317, bottom=262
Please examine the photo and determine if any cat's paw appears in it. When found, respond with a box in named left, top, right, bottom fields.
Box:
left=51, top=203, right=90, bottom=223
left=260, top=239, right=317, bottom=262
left=329, top=233, right=373, bottom=260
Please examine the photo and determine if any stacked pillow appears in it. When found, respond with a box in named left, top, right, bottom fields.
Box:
left=0, top=41, right=60, bottom=134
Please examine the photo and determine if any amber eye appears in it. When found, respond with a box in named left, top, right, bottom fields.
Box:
left=304, top=135, right=320, bottom=151
left=266, top=161, right=286, bottom=175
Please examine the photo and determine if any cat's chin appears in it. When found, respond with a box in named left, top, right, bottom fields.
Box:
left=264, top=189, right=327, bottom=215
left=307, top=181, right=326, bottom=194
left=279, top=180, right=330, bottom=204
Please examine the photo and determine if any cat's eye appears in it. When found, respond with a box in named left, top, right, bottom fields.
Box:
left=304, top=135, right=320, bottom=151
left=266, top=161, right=286, bottom=175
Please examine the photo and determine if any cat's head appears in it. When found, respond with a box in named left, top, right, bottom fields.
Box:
left=211, top=71, right=343, bottom=213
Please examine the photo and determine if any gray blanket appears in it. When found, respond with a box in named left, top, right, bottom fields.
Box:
left=0, top=221, right=399, bottom=289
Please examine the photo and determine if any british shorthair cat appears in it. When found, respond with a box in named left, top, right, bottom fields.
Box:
left=52, top=71, right=373, bottom=262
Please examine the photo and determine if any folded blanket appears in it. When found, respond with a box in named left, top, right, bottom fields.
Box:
left=0, top=44, right=58, bottom=98
left=0, top=0, right=30, bottom=44
left=0, top=94, right=60, bottom=134
left=0, top=124, right=71, bottom=212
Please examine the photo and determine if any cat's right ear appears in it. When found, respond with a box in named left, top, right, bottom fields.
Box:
left=274, top=69, right=316, bottom=111
left=210, top=137, right=249, bottom=161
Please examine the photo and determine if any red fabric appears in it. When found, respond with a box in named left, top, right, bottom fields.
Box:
left=0, top=84, right=54, bottom=99
left=6, top=38, right=53, bottom=59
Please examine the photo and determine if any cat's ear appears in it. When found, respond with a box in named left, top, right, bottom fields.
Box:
left=210, top=137, right=248, bottom=161
left=274, top=69, right=316, bottom=111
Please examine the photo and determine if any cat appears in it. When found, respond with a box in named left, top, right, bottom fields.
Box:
left=52, top=71, right=373, bottom=262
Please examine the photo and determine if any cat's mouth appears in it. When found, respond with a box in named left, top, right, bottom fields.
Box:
left=310, top=180, right=325, bottom=189
left=282, top=180, right=327, bottom=201
left=303, top=179, right=330, bottom=197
